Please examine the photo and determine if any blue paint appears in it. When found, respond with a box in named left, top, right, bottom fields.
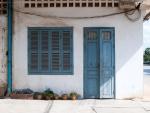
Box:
left=84, top=29, right=100, bottom=98
left=84, top=27, right=115, bottom=99
left=7, top=0, right=13, bottom=94
left=100, top=28, right=115, bottom=98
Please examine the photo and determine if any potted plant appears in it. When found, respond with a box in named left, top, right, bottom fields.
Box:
left=0, top=80, right=7, bottom=98
left=43, top=93, right=54, bottom=100
left=61, top=94, right=68, bottom=100
left=44, top=89, right=54, bottom=100
left=69, top=92, right=79, bottom=100
left=54, top=93, right=59, bottom=100
left=10, top=89, right=34, bottom=99
left=33, top=92, right=43, bottom=100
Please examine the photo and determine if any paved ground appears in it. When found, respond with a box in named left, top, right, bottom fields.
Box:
left=0, top=99, right=150, bottom=113
left=0, top=66, right=149, bottom=113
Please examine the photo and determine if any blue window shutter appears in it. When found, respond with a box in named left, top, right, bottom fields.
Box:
left=29, top=30, right=39, bottom=73
left=62, top=30, right=72, bottom=72
left=40, top=30, right=50, bottom=72
left=28, top=27, right=73, bottom=75
left=51, top=31, right=61, bottom=72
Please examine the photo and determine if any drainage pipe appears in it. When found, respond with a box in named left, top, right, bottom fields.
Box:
left=7, top=0, right=13, bottom=94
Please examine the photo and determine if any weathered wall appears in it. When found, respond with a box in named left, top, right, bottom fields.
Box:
left=0, top=16, right=7, bottom=83
left=13, top=1, right=143, bottom=99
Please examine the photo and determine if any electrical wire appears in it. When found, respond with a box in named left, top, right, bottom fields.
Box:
left=1, top=1, right=144, bottom=21
left=12, top=2, right=142, bottom=21
left=14, top=8, right=137, bottom=20
left=1, top=0, right=145, bottom=21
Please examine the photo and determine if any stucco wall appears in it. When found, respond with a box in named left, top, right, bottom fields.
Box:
left=13, top=4, right=143, bottom=99
left=0, top=16, right=7, bottom=83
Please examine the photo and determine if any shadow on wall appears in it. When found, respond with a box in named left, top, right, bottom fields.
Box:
left=114, top=25, right=143, bottom=99
left=116, top=27, right=142, bottom=72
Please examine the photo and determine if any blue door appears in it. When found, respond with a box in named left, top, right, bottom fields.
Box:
left=100, top=29, right=115, bottom=98
left=84, top=29, right=100, bottom=98
left=84, top=28, right=115, bottom=99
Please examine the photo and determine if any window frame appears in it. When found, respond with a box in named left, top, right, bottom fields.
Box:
left=28, top=27, right=74, bottom=75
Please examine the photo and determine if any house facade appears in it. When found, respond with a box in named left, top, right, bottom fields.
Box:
left=1, top=0, right=148, bottom=99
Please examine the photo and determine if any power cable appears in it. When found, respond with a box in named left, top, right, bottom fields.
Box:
left=14, top=8, right=137, bottom=20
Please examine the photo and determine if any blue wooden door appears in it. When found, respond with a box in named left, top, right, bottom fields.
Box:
left=84, top=28, right=115, bottom=99
left=100, top=29, right=115, bottom=98
left=84, top=29, right=100, bottom=98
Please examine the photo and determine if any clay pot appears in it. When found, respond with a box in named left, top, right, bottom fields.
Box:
left=54, top=95, right=59, bottom=100
left=45, top=96, right=51, bottom=100
left=71, top=95, right=77, bottom=100
left=61, top=94, right=68, bottom=100
left=0, top=86, right=6, bottom=97
left=37, top=94, right=42, bottom=100
left=10, top=93, right=33, bottom=99
left=33, top=93, right=43, bottom=100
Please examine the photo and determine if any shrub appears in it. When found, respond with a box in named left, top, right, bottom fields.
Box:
left=12, top=89, right=33, bottom=94
left=44, top=89, right=54, bottom=94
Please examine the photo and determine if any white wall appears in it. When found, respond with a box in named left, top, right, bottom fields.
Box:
left=0, top=16, right=7, bottom=83
left=13, top=3, right=143, bottom=99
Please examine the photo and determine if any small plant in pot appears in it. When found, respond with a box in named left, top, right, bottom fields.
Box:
left=0, top=80, right=7, bottom=98
left=69, top=92, right=79, bottom=100
left=54, top=93, right=59, bottom=100
left=43, top=89, right=54, bottom=100
left=11, top=89, right=34, bottom=99
left=61, top=94, right=68, bottom=100
left=42, top=93, right=54, bottom=100
left=33, top=92, right=43, bottom=100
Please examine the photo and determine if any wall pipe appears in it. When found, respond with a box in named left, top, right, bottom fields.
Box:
left=7, top=0, right=13, bottom=94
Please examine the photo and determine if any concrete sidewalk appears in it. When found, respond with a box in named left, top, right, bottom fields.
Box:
left=0, top=99, right=150, bottom=113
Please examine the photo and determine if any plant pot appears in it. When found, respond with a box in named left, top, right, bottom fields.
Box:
left=10, top=93, right=33, bottom=99
left=54, top=96, right=59, bottom=100
left=33, top=93, right=43, bottom=100
left=53, top=94, right=59, bottom=100
left=62, top=95, right=68, bottom=100
left=71, top=96, right=77, bottom=100
left=45, top=95, right=54, bottom=100
left=0, top=86, right=6, bottom=97
left=34, top=94, right=43, bottom=100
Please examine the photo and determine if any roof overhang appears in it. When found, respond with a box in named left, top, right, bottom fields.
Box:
left=142, top=0, right=150, bottom=20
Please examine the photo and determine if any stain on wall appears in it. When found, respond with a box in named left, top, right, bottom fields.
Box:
left=0, top=16, right=7, bottom=82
